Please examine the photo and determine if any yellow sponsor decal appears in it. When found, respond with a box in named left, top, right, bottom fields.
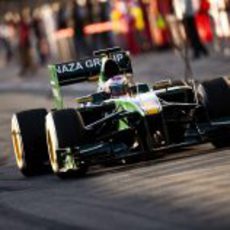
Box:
left=142, top=101, right=160, bottom=115
left=145, top=107, right=160, bottom=115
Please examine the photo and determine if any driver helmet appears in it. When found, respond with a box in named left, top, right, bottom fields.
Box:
left=104, top=75, right=129, bottom=97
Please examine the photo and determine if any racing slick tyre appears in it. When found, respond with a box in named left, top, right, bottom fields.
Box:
left=199, top=77, right=230, bottom=148
left=210, top=128, right=230, bottom=148
left=200, top=77, right=230, bottom=119
left=11, top=109, right=49, bottom=177
left=46, top=109, right=88, bottom=178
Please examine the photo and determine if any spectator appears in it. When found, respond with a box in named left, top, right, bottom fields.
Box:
left=86, top=0, right=100, bottom=51
left=196, top=0, right=212, bottom=43
left=72, top=0, right=88, bottom=57
left=99, top=0, right=114, bottom=48
left=0, top=22, right=12, bottom=64
left=32, top=9, right=49, bottom=65
left=183, top=0, right=209, bottom=59
left=110, top=0, right=125, bottom=49
left=125, top=2, right=140, bottom=54
left=18, top=10, right=36, bottom=76
left=137, top=0, right=153, bottom=47
left=86, top=0, right=94, bottom=24
left=57, top=3, right=68, bottom=30
left=131, top=2, right=151, bottom=51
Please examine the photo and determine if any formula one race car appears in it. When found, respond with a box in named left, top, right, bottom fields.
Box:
left=11, top=47, right=230, bottom=177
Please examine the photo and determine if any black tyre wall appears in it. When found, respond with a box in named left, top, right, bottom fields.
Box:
left=16, top=109, right=49, bottom=174
left=52, top=109, right=87, bottom=148
left=201, top=78, right=230, bottom=119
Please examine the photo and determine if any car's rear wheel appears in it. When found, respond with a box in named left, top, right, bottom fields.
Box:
left=210, top=130, right=229, bottom=148
left=46, top=109, right=88, bottom=178
left=200, top=77, right=230, bottom=148
left=11, top=109, right=49, bottom=176
left=200, top=77, right=230, bottom=119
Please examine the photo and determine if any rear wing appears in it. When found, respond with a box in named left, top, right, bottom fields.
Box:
left=48, top=47, right=133, bottom=109
left=49, top=48, right=132, bottom=86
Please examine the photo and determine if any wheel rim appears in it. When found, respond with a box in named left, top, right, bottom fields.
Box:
left=11, top=115, right=24, bottom=169
left=46, top=114, right=59, bottom=173
left=47, top=130, right=58, bottom=172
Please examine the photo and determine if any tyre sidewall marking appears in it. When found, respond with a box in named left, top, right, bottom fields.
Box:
left=11, top=114, right=25, bottom=169
left=46, top=113, right=59, bottom=173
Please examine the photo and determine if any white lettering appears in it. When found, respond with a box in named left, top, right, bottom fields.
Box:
left=115, top=53, right=124, bottom=63
left=69, top=63, right=75, bottom=72
left=93, top=58, right=101, bottom=67
left=85, top=60, right=94, bottom=68
left=76, top=62, right=83, bottom=70
left=56, top=54, right=125, bottom=75
left=56, top=66, right=62, bottom=74
left=62, top=65, right=69, bottom=73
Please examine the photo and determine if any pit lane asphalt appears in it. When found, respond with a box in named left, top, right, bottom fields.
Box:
left=0, top=93, right=230, bottom=230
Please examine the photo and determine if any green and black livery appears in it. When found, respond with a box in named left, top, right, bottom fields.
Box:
left=11, top=47, right=230, bottom=178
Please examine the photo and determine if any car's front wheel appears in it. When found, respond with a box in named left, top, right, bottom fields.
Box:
left=11, top=109, right=49, bottom=176
left=46, top=109, right=88, bottom=178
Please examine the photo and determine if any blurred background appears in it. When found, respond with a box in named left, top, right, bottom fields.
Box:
left=0, top=0, right=230, bottom=72
left=1, top=2, right=230, bottom=227
left=1, top=0, right=230, bottom=161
